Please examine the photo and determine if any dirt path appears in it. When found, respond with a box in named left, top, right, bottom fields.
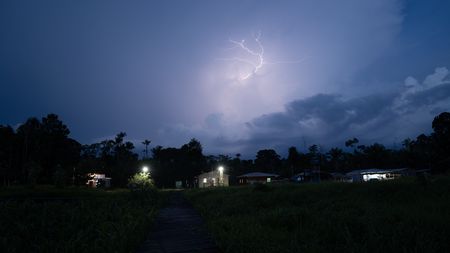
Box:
left=137, top=191, right=219, bottom=253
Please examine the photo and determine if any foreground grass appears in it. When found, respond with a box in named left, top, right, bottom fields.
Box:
left=185, top=177, right=450, bottom=253
left=0, top=186, right=164, bottom=253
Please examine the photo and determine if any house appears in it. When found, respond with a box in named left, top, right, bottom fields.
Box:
left=345, top=168, right=412, bottom=182
left=291, top=170, right=333, bottom=183
left=86, top=173, right=111, bottom=188
left=237, top=172, right=279, bottom=185
left=197, top=170, right=229, bottom=188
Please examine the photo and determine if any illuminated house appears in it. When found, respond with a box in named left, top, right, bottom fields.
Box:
left=86, top=173, right=111, bottom=188
left=238, top=172, right=279, bottom=185
left=197, top=171, right=229, bottom=188
left=345, top=168, right=410, bottom=182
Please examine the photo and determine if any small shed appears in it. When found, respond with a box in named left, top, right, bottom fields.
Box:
left=197, top=171, right=229, bottom=188
left=237, top=172, right=279, bottom=185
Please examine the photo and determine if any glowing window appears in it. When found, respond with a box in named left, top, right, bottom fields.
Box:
left=203, top=178, right=207, bottom=183
left=267, top=178, right=271, bottom=183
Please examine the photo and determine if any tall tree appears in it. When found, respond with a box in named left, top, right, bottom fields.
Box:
left=255, top=149, right=281, bottom=173
left=142, top=139, right=151, bottom=159
left=431, top=112, right=450, bottom=172
left=287, top=146, right=300, bottom=176
left=327, top=147, right=344, bottom=172
left=181, top=138, right=206, bottom=187
left=39, top=114, right=80, bottom=184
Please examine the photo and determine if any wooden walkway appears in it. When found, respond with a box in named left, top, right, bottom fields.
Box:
left=137, top=191, right=219, bottom=253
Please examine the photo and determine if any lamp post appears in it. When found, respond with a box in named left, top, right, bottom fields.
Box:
left=218, top=166, right=224, bottom=186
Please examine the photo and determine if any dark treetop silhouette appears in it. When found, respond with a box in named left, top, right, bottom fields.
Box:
left=1, top=112, right=449, bottom=187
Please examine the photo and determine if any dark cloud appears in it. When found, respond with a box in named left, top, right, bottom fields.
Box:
left=214, top=67, right=450, bottom=155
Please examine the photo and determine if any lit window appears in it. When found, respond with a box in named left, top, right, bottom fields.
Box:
left=267, top=178, right=271, bottom=183
left=203, top=178, right=207, bottom=183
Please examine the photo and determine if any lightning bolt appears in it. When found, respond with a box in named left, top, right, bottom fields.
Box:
left=217, top=32, right=307, bottom=81
left=228, top=32, right=264, bottom=80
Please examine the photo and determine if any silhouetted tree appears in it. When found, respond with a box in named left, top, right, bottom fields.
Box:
left=152, top=139, right=206, bottom=188
left=255, top=149, right=281, bottom=173
left=362, top=143, right=390, bottom=169
left=108, top=132, right=139, bottom=187
left=345, top=138, right=359, bottom=148
left=327, top=147, right=344, bottom=172
left=287, top=146, right=300, bottom=176
left=142, top=139, right=151, bottom=159
left=13, top=114, right=80, bottom=185
left=431, top=112, right=450, bottom=172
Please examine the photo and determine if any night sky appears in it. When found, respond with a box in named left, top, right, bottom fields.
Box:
left=1, top=0, right=450, bottom=156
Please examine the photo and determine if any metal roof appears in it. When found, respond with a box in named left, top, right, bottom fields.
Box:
left=346, top=168, right=408, bottom=176
left=237, top=172, right=279, bottom=178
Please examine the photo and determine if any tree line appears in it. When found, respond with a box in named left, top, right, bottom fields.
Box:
left=0, top=112, right=449, bottom=188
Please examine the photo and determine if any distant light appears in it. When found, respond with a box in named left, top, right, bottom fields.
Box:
left=142, top=166, right=149, bottom=173
left=203, top=178, right=207, bottom=183
left=218, top=166, right=224, bottom=173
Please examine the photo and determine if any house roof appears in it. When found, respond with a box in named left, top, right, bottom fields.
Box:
left=293, top=171, right=331, bottom=177
left=346, top=168, right=408, bottom=176
left=237, top=172, right=279, bottom=178
left=197, top=171, right=229, bottom=177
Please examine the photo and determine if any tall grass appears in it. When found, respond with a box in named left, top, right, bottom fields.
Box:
left=0, top=187, right=163, bottom=253
left=185, top=177, right=450, bottom=253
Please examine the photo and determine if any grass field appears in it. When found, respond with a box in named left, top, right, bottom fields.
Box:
left=185, top=177, right=450, bottom=253
left=0, top=186, right=163, bottom=253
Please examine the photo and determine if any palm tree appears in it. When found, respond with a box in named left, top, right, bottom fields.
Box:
left=142, top=139, right=151, bottom=159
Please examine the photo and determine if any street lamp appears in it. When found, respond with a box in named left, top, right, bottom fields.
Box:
left=142, top=166, right=149, bottom=173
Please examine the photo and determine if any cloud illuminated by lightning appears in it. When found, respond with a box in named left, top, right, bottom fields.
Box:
left=228, top=32, right=264, bottom=80
left=217, top=32, right=306, bottom=81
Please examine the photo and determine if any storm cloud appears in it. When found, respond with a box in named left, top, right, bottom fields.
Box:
left=201, top=67, right=450, bottom=156
left=1, top=0, right=450, bottom=157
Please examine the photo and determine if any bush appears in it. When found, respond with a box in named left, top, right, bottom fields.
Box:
left=127, top=172, right=157, bottom=202
left=127, top=172, right=154, bottom=191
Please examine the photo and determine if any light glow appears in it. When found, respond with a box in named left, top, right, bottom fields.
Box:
left=218, top=32, right=306, bottom=81
left=228, top=32, right=265, bottom=80
left=142, top=166, right=149, bottom=173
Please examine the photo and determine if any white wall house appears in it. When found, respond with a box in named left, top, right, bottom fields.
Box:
left=86, top=173, right=111, bottom=188
left=197, top=171, right=229, bottom=188
left=345, top=168, right=410, bottom=182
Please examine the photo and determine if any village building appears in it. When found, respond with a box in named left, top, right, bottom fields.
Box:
left=197, top=170, right=229, bottom=188
left=237, top=172, right=279, bottom=185
left=345, top=168, right=413, bottom=182
left=291, top=170, right=333, bottom=183
left=86, top=173, right=111, bottom=188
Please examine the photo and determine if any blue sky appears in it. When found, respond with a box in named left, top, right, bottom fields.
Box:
left=1, top=0, right=450, bottom=157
